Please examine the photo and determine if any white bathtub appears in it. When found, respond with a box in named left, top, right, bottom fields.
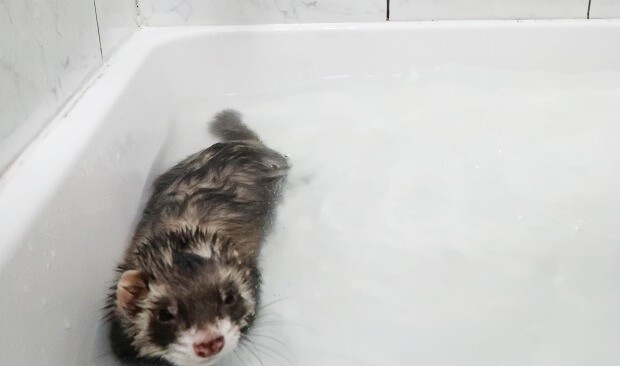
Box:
left=1, top=21, right=620, bottom=365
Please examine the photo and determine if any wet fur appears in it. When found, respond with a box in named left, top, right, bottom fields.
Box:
left=106, top=110, right=289, bottom=365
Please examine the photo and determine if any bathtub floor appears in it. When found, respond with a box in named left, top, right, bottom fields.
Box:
left=123, top=65, right=620, bottom=365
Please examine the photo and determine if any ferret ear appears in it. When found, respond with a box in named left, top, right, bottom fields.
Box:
left=116, top=270, right=148, bottom=316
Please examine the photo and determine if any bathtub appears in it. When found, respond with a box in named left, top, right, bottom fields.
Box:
left=1, top=20, right=620, bottom=365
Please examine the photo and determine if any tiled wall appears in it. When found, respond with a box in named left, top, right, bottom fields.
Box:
left=390, top=0, right=590, bottom=20
left=0, top=0, right=136, bottom=172
left=137, top=0, right=387, bottom=25
left=590, top=0, right=620, bottom=18
left=139, top=0, right=618, bottom=25
left=96, top=0, right=140, bottom=58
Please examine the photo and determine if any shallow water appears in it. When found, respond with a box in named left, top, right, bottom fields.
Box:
left=155, top=65, right=620, bottom=366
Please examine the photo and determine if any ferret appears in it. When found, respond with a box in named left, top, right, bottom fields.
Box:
left=106, top=110, right=289, bottom=366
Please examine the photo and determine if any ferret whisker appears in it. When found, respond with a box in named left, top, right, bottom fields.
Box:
left=252, top=320, right=309, bottom=330
left=244, top=339, right=281, bottom=366
left=258, top=296, right=292, bottom=311
left=246, top=332, right=297, bottom=363
left=235, top=342, right=254, bottom=365
left=240, top=340, right=265, bottom=366
left=232, top=346, right=244, bottom=364
left=242, top=334, right=293, bottom=365
left=254, top=310, right=303, bottom=324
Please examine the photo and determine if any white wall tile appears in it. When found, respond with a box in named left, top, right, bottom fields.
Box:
left=590, top=0, right=620, bottom=18
left=95, top=0, right=138, bottom=59
left=0, top=0, right=102, bottom=172
left=390, top=0, right=589, bottom=20
left=139, top=0, right=386, bottom=26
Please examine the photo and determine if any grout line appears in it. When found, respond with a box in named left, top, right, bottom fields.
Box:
left=386, top=0, right=390, bottom=21
left=135, top=0, right=144, bottom=28
left=93, top=0, right=103, bottom=59
left=587, top=0, right=592, bottom=19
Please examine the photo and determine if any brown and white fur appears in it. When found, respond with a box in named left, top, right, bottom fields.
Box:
left=106, top=110, right=289, bottom=366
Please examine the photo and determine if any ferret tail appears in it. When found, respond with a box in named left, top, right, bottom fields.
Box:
left=209, top=109, right=261, bottom=143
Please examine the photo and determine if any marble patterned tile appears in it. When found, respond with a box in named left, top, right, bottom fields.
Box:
left=390, top=0, right=589, bottom=20
left=95, top=0, right=138, bottom=59
left=138, top=0, right=387, bottom=26
left=0, top=0, right=102, bottom=172
left=590, top=0, right=620, bottom=18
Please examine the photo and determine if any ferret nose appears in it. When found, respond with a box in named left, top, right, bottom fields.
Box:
left=193, top=336, right=225, bottom=358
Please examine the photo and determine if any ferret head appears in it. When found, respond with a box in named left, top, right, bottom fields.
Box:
left=110, top=231, right=259, bottom=366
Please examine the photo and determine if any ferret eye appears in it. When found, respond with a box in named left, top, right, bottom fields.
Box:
left=158, top=309, right=174, bottom=322
left=223, top=292, right=237, bottom=305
